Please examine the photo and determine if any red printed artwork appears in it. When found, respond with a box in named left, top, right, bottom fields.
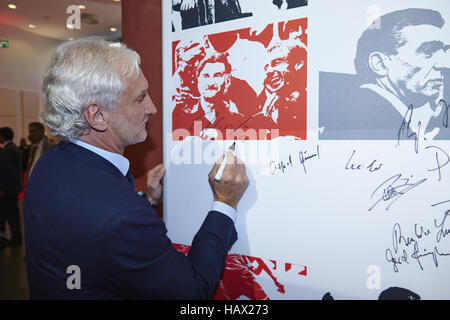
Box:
left=173, top=243, right=307, bottom=300
left=171, top=18, right=308, bottom=141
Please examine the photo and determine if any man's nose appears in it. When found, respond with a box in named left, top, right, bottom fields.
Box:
left=144, top=95, right=157, bottom=115
left=203, top=79, right=216, bottom=89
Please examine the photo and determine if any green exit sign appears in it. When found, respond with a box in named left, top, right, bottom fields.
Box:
left=0, top=40, right=9, bottom=48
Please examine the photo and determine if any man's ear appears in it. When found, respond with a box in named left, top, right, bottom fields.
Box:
left=83, top=104, right=108, bottom=132
left=368, top=52, right=390, bottom=77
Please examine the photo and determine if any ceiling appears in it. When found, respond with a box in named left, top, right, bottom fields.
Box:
left=0, top=0, right=122, bottom=41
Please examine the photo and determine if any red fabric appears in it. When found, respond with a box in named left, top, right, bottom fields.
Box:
left=173, top=243, right=307, bottom=300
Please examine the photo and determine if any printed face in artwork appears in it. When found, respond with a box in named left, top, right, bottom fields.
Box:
left=172, top=17, right=308, bottom=141
left=197, top=62, right=230, bottom=102
left=386, top=24, right=449, bottom=104
left=264, top=45, right=290, bottom=93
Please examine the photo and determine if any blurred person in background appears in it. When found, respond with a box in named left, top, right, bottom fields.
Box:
left=0, top=127, right=23, bottom=246
left=26, top=122, right=55, bottom=179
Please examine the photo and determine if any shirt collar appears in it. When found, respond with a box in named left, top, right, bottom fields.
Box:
left=71, top=139, right=130, bottom=176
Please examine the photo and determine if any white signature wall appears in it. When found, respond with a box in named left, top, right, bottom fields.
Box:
left=162, top=0, right=450, bottom=299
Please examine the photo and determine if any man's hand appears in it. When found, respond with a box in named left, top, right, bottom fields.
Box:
left=208, top=152, right=249, bottom=210
left=146, top=164, right=166, bottom=206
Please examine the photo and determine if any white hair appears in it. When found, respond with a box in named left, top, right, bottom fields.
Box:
left=41, top=37, right=141, bottom=141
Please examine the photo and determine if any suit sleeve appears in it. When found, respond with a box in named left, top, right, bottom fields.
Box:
left=100, top=204, right=237, bottom=299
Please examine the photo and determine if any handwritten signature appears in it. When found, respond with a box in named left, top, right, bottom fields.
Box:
left=270, top=146, right=320, bottom=175
left=369, top=174, right=427, bottom=212
left=398, top=104, right=421, bottom=153
left=439, top=99, right=449, bottom=128
left=397, top=100, right=449, bottom=152
left=385, top=208, right=450, bottom=272
left=425, top=145, right=450, bottom=182
left=270, top=155, right=294, bottom=175
left=434, top=208, right=450, bottom=243
left=345, top=150, right=383, bottom=173
left=299, top=145, right=320, bottom=174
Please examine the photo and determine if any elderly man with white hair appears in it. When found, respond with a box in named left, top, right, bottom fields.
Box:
left=23, top=37, right=249, bottom=299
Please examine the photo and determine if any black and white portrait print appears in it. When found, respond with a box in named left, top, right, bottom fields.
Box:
left=172, top=0, right=308, bottom=31
left=319, top=8, right=450, bottom=140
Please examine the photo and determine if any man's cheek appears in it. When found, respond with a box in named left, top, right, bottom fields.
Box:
left=411, top=67, right=435, bottom=89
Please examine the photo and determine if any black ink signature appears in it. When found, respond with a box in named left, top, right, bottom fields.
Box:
left=411, top=242, right=450, bottom=271
left=414, top=223, right=431, bottom=239
left=369, top=174, right=427, bottom=212
left=391, top=223, right=417, bottom=254
left=432, top=199, right=450, bottom=207
left=269, top=146, right=320, bottom=175
left=270, top=155, right=294, bottom=175
left=236, top=112, right=260, bottom=130
left=298, top=145, right=320, bottom=174
left=386, top=223, right=412, bottom=273
left=438, top=99, right=449, bottom=128
left=425, top=145, right=450, bottom=182
left=386, top=220, right=450, bottom=272
left=345, top=150, right=383, bottom=173
left=385, top=248, right=409, bottom=273
left=434, top=209, right=450, bottom=243
left=398, top=104, right=421, bottom=154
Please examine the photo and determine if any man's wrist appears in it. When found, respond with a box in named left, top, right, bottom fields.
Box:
left=212, top=201, right=237, bottom=223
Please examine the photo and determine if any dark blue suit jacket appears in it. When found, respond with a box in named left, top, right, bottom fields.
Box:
left=24, top=142, right=237, bottom=299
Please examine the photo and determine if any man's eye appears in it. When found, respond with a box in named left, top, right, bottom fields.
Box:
left=138, top=91, right=149, bottom=102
